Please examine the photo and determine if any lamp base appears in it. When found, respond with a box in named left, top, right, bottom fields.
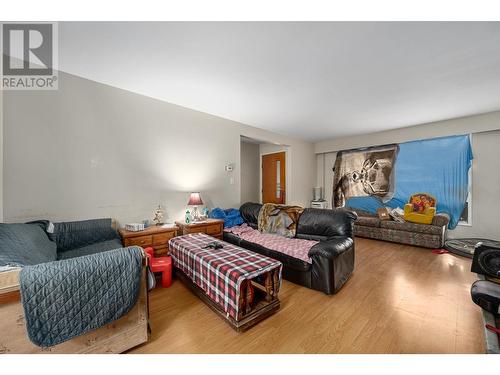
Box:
left=191, top=206, right=202, bottom=222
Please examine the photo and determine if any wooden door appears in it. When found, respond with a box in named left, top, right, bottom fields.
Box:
left=262, top=152, right=286, bottom=204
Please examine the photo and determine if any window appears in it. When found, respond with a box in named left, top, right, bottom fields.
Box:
left=459, top=201, right=469, bottom=223
left=458, top=165, right=472, bottom=226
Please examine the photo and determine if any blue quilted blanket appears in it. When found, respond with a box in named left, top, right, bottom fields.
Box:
left=19, top=246, right=144, bottom=348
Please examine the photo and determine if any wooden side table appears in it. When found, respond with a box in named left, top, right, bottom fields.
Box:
left=174, top=219, right=224, bottom=240
left=119, top=225, right=178, bottom=256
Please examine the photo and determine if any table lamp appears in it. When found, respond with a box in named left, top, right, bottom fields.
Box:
left=188, top=192, right=204, bottom=222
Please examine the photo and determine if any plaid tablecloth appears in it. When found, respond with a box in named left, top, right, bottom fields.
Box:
left=169, top=233, right=282, bottom=320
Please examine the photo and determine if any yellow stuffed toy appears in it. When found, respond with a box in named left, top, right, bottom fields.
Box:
left=403, top=193, right=436, bottom=225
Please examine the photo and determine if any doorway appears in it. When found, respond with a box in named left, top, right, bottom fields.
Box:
left=262, top=152, right=286, bottom=204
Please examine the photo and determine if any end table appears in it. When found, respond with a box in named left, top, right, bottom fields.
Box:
left=119, top=225, right=178, bottom=256
left=174, top=218, right=224, bottom=240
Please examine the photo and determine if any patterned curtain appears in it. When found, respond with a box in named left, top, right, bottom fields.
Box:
left=332, top=144, right=399, bottom=208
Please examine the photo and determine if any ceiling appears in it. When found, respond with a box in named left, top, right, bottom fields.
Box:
left=58, top=22, right=500, bottom=142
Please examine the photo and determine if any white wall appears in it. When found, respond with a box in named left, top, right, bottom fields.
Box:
left=314, top=112, right=500, bottom=240
left=0, top=83, right=3, bottom=222
left=453, top=130, right=500, bottom=240
left=240, top=141, right=260, bottom=203
left=2, top=71, right=315, bottom=225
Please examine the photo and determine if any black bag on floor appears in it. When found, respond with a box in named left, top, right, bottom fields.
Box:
left=471, top=280, right=500, bottom=315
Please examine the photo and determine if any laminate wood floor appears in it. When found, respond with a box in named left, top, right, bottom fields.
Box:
left=129, top=238, right=485, bottom=354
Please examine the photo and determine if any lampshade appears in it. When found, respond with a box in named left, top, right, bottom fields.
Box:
left=188, top=192, right=203, bottom=206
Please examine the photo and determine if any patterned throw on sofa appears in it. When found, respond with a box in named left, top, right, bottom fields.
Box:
left=257, top=203, right=304, bottom=238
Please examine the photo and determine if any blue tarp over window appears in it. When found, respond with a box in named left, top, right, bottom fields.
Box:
left=346, top=135, right=473, bottom=229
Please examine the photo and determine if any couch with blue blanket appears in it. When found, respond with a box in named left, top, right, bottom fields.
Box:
left=0, top=218, right=149, bottom=354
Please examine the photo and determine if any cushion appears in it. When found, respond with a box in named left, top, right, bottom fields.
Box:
left=0, top=223, right=57, bottom=267
left=380, top=220, right=443, bottom=235
left=54, top=218, right=119, bottom=253
left=239, top=202, right=262, bottom=226
left=57, top=239, right=124, bottom=260
left=356, top=216, right=381, bottom=228
left=297, top=208, right=357, bottom=239
left=239, top=238, right=311, bottom=272
left=349, top=208, right=378, bottom=218
left=223, top=231, right=311, bottom=272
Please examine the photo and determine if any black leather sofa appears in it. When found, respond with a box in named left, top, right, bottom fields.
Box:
left=223, top=202, right=358, bottom=294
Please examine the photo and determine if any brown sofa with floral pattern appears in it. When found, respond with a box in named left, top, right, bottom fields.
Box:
left=351, top=209, right=449, bottom=249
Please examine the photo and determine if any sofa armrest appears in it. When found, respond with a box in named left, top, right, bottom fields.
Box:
left=432, top=213, right=450, bottom=227
left=424, top=207, right=436, bottom=216
left=404, top=204, right=411, bottom=215
left=308, top=237, right=354, bottom=259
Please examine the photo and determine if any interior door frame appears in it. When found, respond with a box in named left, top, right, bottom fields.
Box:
left=259, top=149, right=289, bottom=205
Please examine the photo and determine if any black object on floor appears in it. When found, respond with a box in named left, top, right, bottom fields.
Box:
left=444, top=238, right=500, bottom=259
left=471, top=280, right=500, bottom=315
left=471, top=243, right=500, bottom=279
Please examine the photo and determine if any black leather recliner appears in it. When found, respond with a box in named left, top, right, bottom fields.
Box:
left=223, top=202, right=358, bottom=294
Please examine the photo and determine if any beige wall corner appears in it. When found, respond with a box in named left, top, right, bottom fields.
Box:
left=240, top=141, right=260, bottom=204
left=0, top=84, right=3, bottom=222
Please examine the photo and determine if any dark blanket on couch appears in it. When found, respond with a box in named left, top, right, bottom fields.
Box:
left=19, top=246, right=143, bottom=348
